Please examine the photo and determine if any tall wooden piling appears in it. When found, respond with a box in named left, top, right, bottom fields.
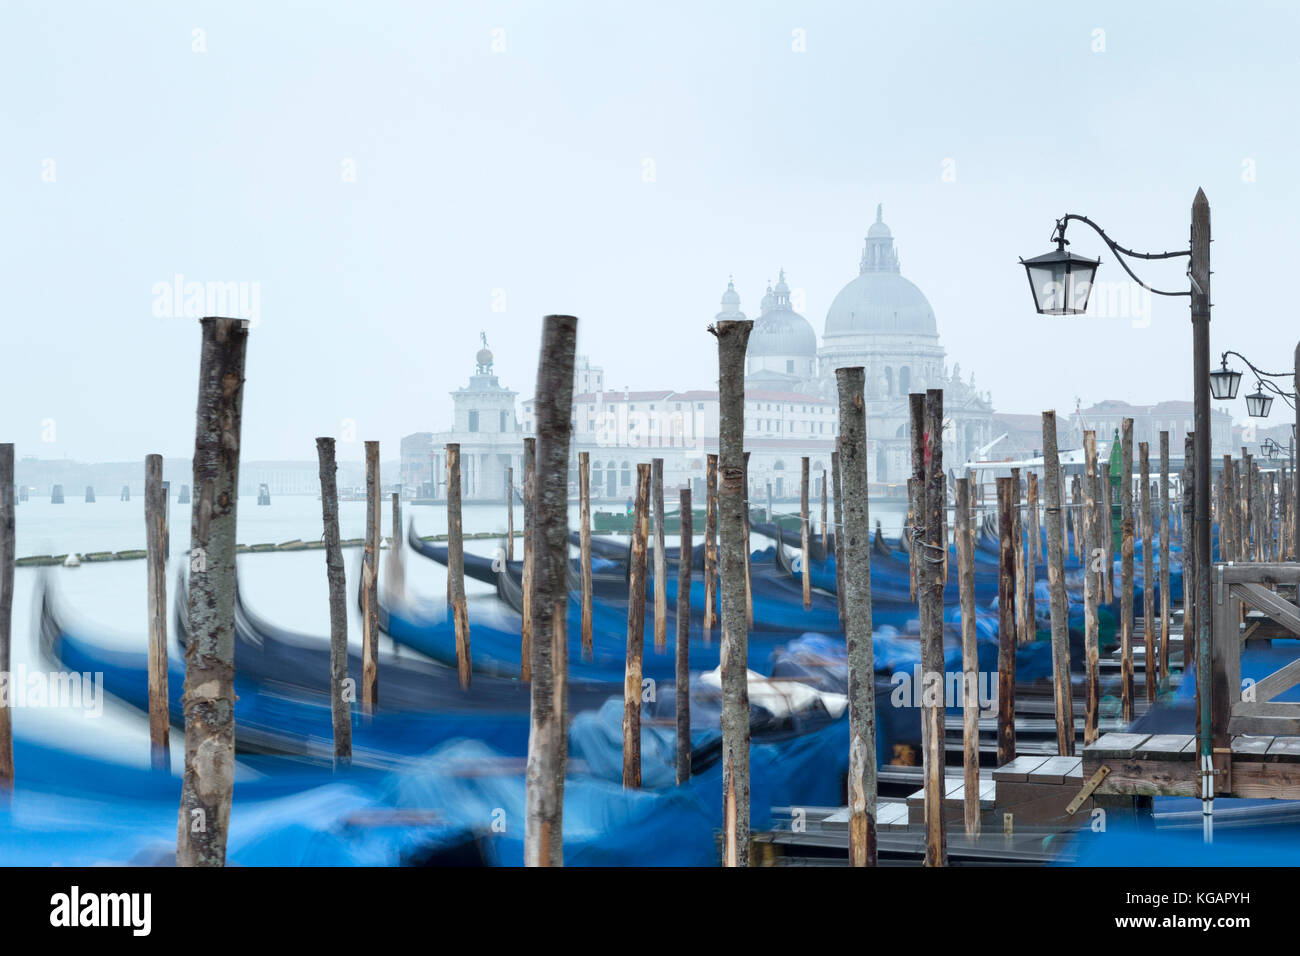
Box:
left=1140, top=442, right=1155, bottom=698
left=703, top=453, right=718, bottom=638
left=766, top=482, right=774, bottom=525
left=505, top=466, right=514, bottom=562
left=315, top=438, right=351, bottom=766
left=831, top=450, right=846, bottom=631
left=712, top=318, right=753, bottom=866
left=955, top=477, right=979, bottom=838
left=1119, top=418, right=1135, bottom=722
left=521, top=437, right=535, bottom=681
left=361, top=440, right=381, bottom=712
left=177, top=316, right=248, bottom=868
left=524, top=314, right=576, bottom=867
left=1183, top=434, right=1197, bottom=669
left=1101, top=462, right=1115, bottom=604
left=676, top=487, right=693, bottom=786
left=743, top=451, right=753, bottom=627
left=446, top=443, right=471, bottom=690
left=0, top=445, right=13, bottom=794
left=652, top=458, right=667, bottom=653
left=578, top=451, right=593, bottom=662
left=1041, top=413, right=1073, bottom=754
left=1026, top=470, right=1039, bottom=641
left=1011, top=467, right=1027, bottom=645
left=145, top=454, right=170, bottom=772
left=820, top=468, right=828, bottom=544
left=996, top=477, right=1017, bottom=766
left=800, top=456, right=812, bottom=611
left=389, top=491, right=405, bottom=604
left=836, top=366, right=876, bottom=867
left=1159, top=433, right=1171, bottom=679
left=1082, top=431, right=1101, bottom=745
left=908, top=394, right=925, bottom=603
left=1070, top=475, right=1082, bottom=561
left=921, top=389, right=947, bottom=867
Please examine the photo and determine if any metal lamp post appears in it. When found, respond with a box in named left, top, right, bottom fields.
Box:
left=1021, top=190, right=1213, bottom=841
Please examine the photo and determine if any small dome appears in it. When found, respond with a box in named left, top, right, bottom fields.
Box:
left=751, top=270, right=816, bottom=358
left=715, top=278, right=746, bottom=321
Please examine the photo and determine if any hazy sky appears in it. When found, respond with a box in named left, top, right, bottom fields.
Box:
left=3, top=0, right=1297, bottom=463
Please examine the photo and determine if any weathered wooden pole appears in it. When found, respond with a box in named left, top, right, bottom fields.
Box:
left=315, top=438, right=352, bottom=766
left=1082, top=431, right=1101, bottom=745
left=0, top=445, right=13, bottom=794
left=676, top=487, right=693, bottom=786
left=623, top=463, right=651, bottom=789
left=1026, top=470, right=1039, bottom=641
left=1011, top=467, right=1027, bottom=645
left=652, top=458, right=667, bottom=653
left=766, top=481, right=774, bottom=525
left=446, top=443, right=471, bottom=689
left=1119, top=418, right=1135, bottom=722
left=505, top=465, right=514, bottom=562
left=908, top=394, right=924, bottom=602
left=800, top=456, right=812, bottom=611
left=1101, top=462, right=1115, bottom=604
left=361, top=440, right=380, bottom=712
left=713, top=318, right=753, bottom=866
left=743, top=450, right=753, bottom=627
left=388, top=491, right=405, bottom=604
left=1041, top=413, right=1073, bottom=754
left=1140, top=442, right=1155, bottom=699
left=996, top=476, right=1017, bottom=766
left=1159, top=432, right=1171, bottom=680
left=1183, top=434, right=1197, bottom=670
left=820, top=468, right=828, bottom=544
left=1070, top=475, right=1082, bottom=562
left=836, top=366, right=876, bottom=866
left=920, top=389, right=947, bottom=867
left=144, top=454, right=170, bottom=773
left=831, top=449, right=847, bottom=631
left=177, top=316, right=248, bottom=868
left=521, top=437, right=535, bottom=681
left=955, top=477, right=979, bottom=838
left=524, top=314, right=576, bottom=867
left=578, top=451, right=593, bottom=662
left=703, top=453, right=718, bottom=639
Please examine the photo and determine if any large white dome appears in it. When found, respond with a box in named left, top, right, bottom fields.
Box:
left=823, top=207, right=937, bottom=339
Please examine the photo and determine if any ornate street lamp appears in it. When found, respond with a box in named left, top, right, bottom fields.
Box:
left=1019, top=221, right=1101, bottom=314
left=1245, top=385, right=1274, bottom=418
left=1209, top=358, right=1242, bottom=400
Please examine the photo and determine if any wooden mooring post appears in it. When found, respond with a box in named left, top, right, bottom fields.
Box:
left=1041, top=411, right=1073, bottom=754
left=579, top=451, right=593, bottom=662
left=1026, top=470, right=1038, bottom=640
left=1011, top=466, right=1026, bottom=645
left=920, top=389, right=947, bottom=867
left=996, top=476, right=1016, bottom=765
left=955, top=476, right=979, bottom=838
left=524, top=314, right=576, bottom=867
left=177, top=316, right=248, bottom=868
left=831, top=449, right=846, bottom=631
left=446, top=443, right=471, bottom=690
left=388, top=491, right=404, bottom=604
left=315, top=437, right=351, bottom=766
left=1183, top=434, right=1197, bottom=672
left=652, top=458, right=667, bottom=653
left=835, top=366, right=876, bottom=866
left=361, top=440, right=380, bottom=712
left=676, top=487, right=692, bottom=786
left=521, top=437, right=535, bottom=681
left=1119, top=418, right=1135, bottom=722
left=0, top=444, right=13, bottom=795
left=800, top=456, right=812, bottom=611
left=908, top=393, right=924, bottom=602
left=623, top=464, right=651, bottom=789
left=820, top=468, right=828, bottom=544
left=713, top=318, right=752, bottom=866
left=703, top=453, right=718, bottom=640
left=1140, top=442, right=1155, bottom=697
left=1082, top=431, right=1101, bottom=745
left=1101, top=462, right=1115, bottom=604
left=1159, top=432, right=1171, bottom=679
left=145, top=454, right=170, bottom=772
left=505, top=465, right=514, bottom=562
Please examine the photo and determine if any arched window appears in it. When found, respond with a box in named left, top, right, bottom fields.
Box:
left=773, top=460, right=785, bottom=471
left=621, top=461, right=631, bottom=487
left=899, top=366, right=911, bottom=395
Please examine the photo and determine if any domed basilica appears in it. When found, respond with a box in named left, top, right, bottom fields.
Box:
left=733, top=205, right=996, bottom=484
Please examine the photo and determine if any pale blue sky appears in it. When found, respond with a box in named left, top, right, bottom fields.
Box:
left=3, top=0, right=1297, bottom=462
